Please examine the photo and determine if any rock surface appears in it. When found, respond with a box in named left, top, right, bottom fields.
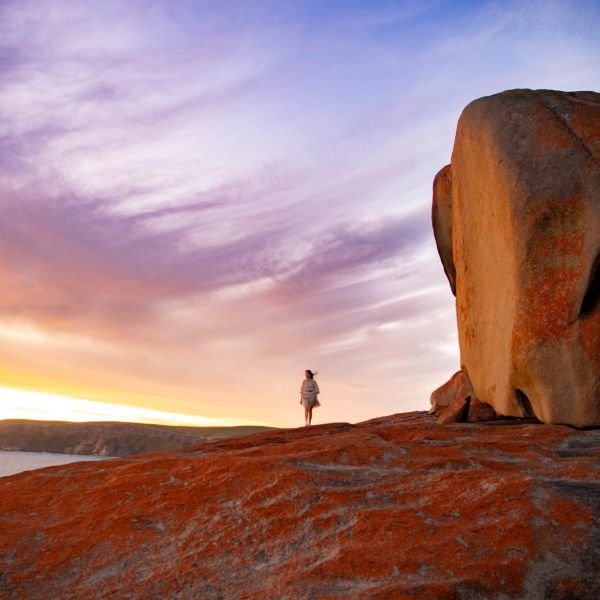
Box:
left=467, top=398, right=498, bottom=422
left=430, top=369, right=473, bottom=414
left=432, top=164, right=456, bottom=295
left=435, top=395, right=470, bottom=424
left=432, top=89, right=600, bottom=427
left=0, top=420, right=272, bottom=457
left=1, top=412, right=599, bottom=599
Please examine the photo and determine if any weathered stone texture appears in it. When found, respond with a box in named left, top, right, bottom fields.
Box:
left=433, top=89, right=600, bottom=426
left=1, top=413, right=599, bottom=599
left=430, top=369, right=473, bottom=414
left=435, top=394, right=470, bottom=424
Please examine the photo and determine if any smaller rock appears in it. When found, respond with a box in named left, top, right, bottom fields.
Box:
left=467, top=398, right=498, bottom=422
left=430, top=370, right=473, bottom=414
left=436, top=395, right=470, bottom=424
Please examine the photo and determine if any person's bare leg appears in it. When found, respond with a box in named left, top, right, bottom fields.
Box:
left=308, top=406, right=313, bottom=425
left=304, top=406, right=309, bottom=426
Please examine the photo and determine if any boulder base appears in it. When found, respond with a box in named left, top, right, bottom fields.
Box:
left=430, top=369, right=473, bottom=414
left=467, top=398, right=498, bottom=422
left=436, top=394, right=470, bottom=424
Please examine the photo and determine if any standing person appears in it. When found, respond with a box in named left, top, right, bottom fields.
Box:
left=300, top=369, right=320, bottom=426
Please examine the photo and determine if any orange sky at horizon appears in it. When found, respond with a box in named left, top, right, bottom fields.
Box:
left=0, top=386, right=263, bottom=427
left=0, top=321, right=281, bottom=427
left=0, top=307, right=452, bottom=428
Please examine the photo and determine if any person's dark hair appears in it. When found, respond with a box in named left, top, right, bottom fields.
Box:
left=305, top=369, right=317, bottom=378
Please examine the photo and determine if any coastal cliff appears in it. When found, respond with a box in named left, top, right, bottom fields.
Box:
left=0, top=420, right=271, bottom=457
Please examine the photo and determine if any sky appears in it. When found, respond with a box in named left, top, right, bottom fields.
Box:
left=0, top=0, right=599, bottom=428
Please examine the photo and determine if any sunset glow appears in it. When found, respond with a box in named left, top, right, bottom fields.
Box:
left=0, top=387, right=253, bottom=426
left=1, top=0, right=599, bottom=427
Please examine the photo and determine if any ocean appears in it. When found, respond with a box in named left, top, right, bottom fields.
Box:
left=0, top=450, right=114, bottom=477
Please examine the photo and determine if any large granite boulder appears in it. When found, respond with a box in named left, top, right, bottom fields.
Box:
left=433, top=89, right=600, bottom=427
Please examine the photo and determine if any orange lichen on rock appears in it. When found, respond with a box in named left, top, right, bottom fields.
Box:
left=432, top=89, right=600, bottom=426
left=0, top=412, right=599, bottom=599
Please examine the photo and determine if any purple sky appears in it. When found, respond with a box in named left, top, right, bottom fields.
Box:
left=1, top=0, right=599, bottom=426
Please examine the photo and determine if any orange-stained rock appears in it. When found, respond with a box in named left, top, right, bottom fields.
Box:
left=467, top=398, right=498, bottom=422
left=432, top=89, right=600, bottom=427
left=1, top=412, right=599, bottom=599
left=436, top=395, right=470, bottom=424
left=430, top=369, right=473, bottom=414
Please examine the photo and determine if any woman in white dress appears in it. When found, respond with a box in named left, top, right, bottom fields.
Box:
left=299, top=369, right=320, bottom=426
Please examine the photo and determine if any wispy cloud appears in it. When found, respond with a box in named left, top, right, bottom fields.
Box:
left=0, top=0, right=599, bottom=425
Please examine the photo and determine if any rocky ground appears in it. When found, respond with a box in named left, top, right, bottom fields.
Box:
left=0, top=412, right=599, bottom=599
